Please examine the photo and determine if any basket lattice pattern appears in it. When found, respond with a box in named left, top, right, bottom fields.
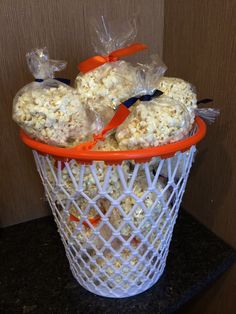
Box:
left=33, top=146, right=196, bottom=298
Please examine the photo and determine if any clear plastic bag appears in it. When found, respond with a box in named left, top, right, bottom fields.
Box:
left=196, top=107, right=220, bottom=124
left=75, top=16, right=144, bottom=122
left=116, top=56, right=193, bottom=150
left=89, top=16, right=137, bottom=55
left=13, top=48, right=103, bottom=147
left=134, top=54, right=167, bottom=96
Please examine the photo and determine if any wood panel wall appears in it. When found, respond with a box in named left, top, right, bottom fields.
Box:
left=164, top=0, right=236, bottom=255
left=0, top=0, right=164, bottom=227
left=164, top=1, right=236, bottom=313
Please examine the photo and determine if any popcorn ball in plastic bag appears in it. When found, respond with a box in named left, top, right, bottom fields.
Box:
left=13, top=47, right=102, bottom=147
left=75, top=17, right=147, bottom=122
left=116, top=56, right=193, bottom=150
left=157, top=77, right=197, bottom=123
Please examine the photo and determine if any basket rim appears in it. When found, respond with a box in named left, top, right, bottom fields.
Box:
left=20, top=116, right=206, bottom=163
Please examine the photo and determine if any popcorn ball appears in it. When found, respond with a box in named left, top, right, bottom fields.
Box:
left=13, top=85, right=100, bottom=147
left=75, top=61, right=137, bottom=115
left=13, top=47, right=103, bottom=147
left=157, top=77, right=197, bottom=122
left=114, top=55, right=195, bottom=150
left=116, top=96, right=193, bottom=150
left=75, top=17, right=145, bottom=122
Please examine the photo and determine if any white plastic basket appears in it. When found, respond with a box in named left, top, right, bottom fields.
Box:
left=20, top=117, right=206, bottom=298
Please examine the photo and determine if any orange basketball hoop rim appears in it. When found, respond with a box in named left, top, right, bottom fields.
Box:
left=20, top=116, right=206, bottom=164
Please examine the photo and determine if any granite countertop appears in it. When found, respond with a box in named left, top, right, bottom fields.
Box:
left=0, top=210, right=235, bottom=314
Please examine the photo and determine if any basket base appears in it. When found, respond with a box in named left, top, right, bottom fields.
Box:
left=69, top=262, right=166, bottom=298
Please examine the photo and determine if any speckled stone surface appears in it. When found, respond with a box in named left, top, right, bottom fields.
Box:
left=0, top=210, right=235, bottom=314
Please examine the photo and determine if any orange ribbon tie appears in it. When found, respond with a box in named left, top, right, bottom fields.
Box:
left=71, top=103, right=130, bottom=152
left=78, top=43, right=148, bottom=73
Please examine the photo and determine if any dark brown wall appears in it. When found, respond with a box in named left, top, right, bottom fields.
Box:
left=0, top=0, right=164, bottom=227
left=164, top=0, right=236, bottom=313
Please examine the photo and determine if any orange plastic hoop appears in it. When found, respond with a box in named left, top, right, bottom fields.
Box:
left=20, top=117, right=206, bottom=163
